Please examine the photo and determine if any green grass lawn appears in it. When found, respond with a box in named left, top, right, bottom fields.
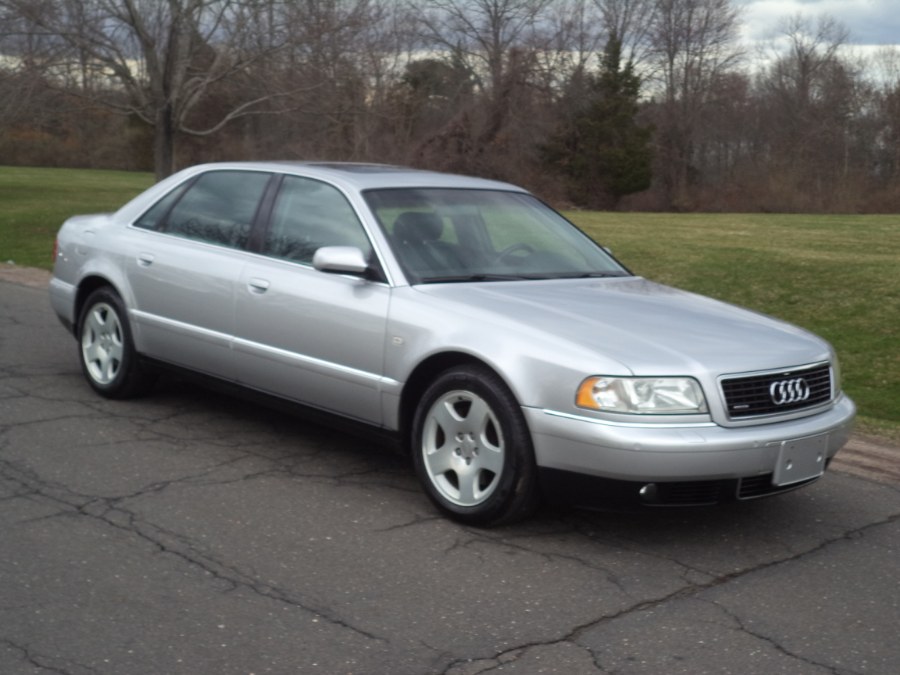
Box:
left=567, top=211, right=900, bottom=440
left=0, top=166, right=153, bottom=268
left=0, top=166, right=897, bottom=439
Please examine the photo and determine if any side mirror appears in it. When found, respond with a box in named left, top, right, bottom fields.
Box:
left=312, top=246, right=369, bottom=276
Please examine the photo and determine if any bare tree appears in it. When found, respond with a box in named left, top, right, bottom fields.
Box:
left=532, top=0, right=602, bottom=95
left=647, top=0, right=743, bottom=208
left=0, top=5, right=43, bottom=130
left=869, top=47, right=900, bottom=193
left=754, top=14, right=856, bottom=207
left=593, top=0, right=657, bottom=68
left=410, top=0, right=557, bottom=176
left=870, top=45, right=900, bottom=88
left=272, top=0, right=409, bottom=160
left=416, top=0, right=552, bottom=93
left=1, top=0, right=298, bottom=179
left=765, top=14, right=849, bottom=112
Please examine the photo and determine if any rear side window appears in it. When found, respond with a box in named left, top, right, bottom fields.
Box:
left=137, top=171, right=271, bottom=249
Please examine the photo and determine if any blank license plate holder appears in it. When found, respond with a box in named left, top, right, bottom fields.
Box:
left=773, top=434, right=828, bottom=486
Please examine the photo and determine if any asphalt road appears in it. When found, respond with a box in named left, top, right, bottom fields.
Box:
left=2, top=276, right=899, bottom=675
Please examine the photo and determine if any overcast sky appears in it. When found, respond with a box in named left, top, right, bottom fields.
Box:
left=736, top=0, right=900, bottom=46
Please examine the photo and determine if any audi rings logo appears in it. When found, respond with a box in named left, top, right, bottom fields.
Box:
left=769, top=378, right=811, bottom=405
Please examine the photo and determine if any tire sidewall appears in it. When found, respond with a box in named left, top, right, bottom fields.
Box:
left=411, top=365, right=537, bottom=526
left=77, top=287, right=141, bottom=398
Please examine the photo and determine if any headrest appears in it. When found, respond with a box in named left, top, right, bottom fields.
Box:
left=393, top=211, right=443, bottom=242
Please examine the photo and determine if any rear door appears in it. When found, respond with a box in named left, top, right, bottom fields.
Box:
left=232, top=174, right=391, bottom=424
left=126, top=170, right=273, bottom=378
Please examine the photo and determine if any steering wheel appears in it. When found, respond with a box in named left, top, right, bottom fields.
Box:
left=493, top=243, right=535, bottom=264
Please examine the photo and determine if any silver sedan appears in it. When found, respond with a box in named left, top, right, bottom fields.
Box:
left=50, top=162, right=856, bottom=525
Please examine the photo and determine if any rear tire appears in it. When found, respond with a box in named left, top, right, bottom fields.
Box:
left=77, top=287, right=154, bottom=399
left=412, top=364, right=539, bottom=526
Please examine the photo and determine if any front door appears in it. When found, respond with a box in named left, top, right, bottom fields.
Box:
left=232, top=174, right=391, bottom=424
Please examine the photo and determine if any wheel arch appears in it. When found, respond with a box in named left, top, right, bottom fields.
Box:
left=404, top=350, right=541, bottom=525
left=74, top=277, right=156, bottom=398
left=73, top=275, right=128, bottom=336
left=398, top=351, right=517, bottom=454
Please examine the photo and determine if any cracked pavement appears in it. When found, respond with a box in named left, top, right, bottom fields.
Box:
left=2, top=277, right=899, bottom=675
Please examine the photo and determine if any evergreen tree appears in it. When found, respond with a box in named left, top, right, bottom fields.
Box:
left=543, top=36, right=653, bottom=208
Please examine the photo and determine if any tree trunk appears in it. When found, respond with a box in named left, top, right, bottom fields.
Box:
left=154, top=104, right=176, bottom=181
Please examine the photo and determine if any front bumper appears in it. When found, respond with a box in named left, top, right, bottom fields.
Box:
left=524, top=394, right=856, bottom=483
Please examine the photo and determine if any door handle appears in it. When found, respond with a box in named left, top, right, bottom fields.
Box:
left=248, top=278, right=270, bottom=294
left=137, top=253, right=155, bottom=267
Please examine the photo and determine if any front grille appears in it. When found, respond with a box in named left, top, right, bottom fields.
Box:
left=638, top=474, right=823, bottom=506
left=655, top=480, right=725, bottom=505
left=720, top=363, right=832, bottom=419
left=737, top=474, right=773, bottom=498
left=738, top=473, right=821, bottom=499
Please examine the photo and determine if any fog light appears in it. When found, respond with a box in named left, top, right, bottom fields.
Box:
left=639, top=483, right=659, bottom=503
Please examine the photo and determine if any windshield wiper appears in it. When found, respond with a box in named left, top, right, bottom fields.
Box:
left=418, top=271, right=631, bottom=283
left=554, top=271, right=630, bottom=279
left=419, top=273, right=532, bottom=283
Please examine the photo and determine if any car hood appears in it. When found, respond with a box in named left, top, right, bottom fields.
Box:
left=411, top=277, right=831, bottom=376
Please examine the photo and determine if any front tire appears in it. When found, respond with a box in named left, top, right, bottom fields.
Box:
left=77, top=287, right=154, bottom=398
left=412, top=364, right=539, bottom=526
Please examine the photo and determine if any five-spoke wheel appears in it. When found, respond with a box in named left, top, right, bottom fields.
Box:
left=81, top=300, right=125, bottom=385
left=77, top=287, right=154, bottom=398
left=421, top=389, right=505, bottom=507
left=412, top=364, right=539, bottom=525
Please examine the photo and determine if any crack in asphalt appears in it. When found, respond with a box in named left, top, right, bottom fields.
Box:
left=442, top=526, right=638, bottom=602
left=699, top=599, right=855, bottom=675
left=4, top=289, right=900, bottom=674
left=0, top=457, right=390, bottom=647
left=0, top=637, right=98, bottom=675
left=4, top=384, right=900, bottom=675
left=4, top=414, right=900, bottom=675
left=438, top=511, right=900, bottom=674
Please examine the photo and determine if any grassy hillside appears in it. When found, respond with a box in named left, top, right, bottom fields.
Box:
left=0, top=166, right=896, bottom=438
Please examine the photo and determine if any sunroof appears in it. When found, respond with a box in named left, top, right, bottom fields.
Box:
left=307, top=162, right=411, bottom=173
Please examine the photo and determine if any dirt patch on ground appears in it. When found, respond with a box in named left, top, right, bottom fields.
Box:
left=832, top=434, right=900, bottom=485
left=0, top=263, right=52, bottom=289
left=2, top=263, right=897, bottom=484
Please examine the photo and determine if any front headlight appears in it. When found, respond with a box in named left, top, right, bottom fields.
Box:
left=576, top=376, right=708, bottom=415
left=831, top=355, right=842, bottom=396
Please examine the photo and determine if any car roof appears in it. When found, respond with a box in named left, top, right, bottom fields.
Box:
left=112, top=161, right=533, bottom=228
left=183, top=161, right=528, bottom=193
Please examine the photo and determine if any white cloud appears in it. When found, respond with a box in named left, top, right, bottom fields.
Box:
left=736, top=0, right=900, bottom=46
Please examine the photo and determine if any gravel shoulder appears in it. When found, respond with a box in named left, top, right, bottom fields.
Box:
left=0, top=263, right=52, bottom=288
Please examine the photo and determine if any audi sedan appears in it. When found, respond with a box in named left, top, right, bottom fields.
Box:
left=50, top=162, right=856, bottom=525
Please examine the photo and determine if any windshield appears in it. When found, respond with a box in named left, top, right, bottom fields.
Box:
left=364, top=188, right=629, bottom=284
